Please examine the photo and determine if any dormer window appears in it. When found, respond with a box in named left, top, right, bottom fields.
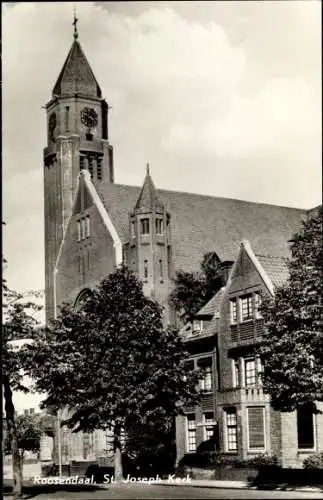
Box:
left=155, top=218, right=164, bottom=235
left=192, top=320, right=203, bottom=333
left=140, top=218, right=150, bottom=235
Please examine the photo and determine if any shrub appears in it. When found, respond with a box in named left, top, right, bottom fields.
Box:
left=247, top=454, right=280, bottom=469
left=303, top=452, right=323, bottom=469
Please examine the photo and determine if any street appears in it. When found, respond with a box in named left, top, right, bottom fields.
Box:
left=4, top=484, right=323, bottom=500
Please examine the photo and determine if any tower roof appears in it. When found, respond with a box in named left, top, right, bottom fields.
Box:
left=134, top=164, right=165, bottom=214
left=52, top=39, right=102, bottom=98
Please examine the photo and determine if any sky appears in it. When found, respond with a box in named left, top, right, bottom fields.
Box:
left=3, top=0, right=322, bottom=299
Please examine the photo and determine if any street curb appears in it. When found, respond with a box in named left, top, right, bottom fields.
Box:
left=155, top=481, right=323, bottom=493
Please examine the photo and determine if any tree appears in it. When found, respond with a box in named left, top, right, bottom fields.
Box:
left=170, top=251, right=223, bottom=323
left=4, top=413, right=42, bottom=479
left=27, top=266, right=200, bottom=480
left=3, top=276, right=42, bottom=499
left=259, top=207, right=323, bottom=412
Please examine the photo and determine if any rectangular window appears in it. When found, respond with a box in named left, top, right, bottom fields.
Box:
left=97, top=157, right=102, bottom=180
left=255, top=292, right=263, bottom=319
left=186, top=415, right=196, bottom=453
left=225, top=408, right=237, bottom=451
left=248, top=407, right=265, bottom=450
left=85, top=215, right=90, bottom=238
left=297, top=407, right=315, bottom=449
left=203, top=412, right=215, bottom=441
left=245, top=358, right=256, bottom=386
left=232, top=359, right=241, bottom=388
left=198, top=358, right=212, bottom=392
left=155, top=218, right=164, bottom=235
left=241, top=294, right=253, bottom=321
left=230, top=299, right=237, bottom=324
left=140, top=218, right=150, bottom=235
left=77, top=221, right=81, bottom=241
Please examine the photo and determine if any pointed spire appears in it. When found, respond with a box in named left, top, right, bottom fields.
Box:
left=134, top=164, right=165, bottom=214
left=52, top=16, right=101, bottom=98
left=73, top=5, right=79, bottom=40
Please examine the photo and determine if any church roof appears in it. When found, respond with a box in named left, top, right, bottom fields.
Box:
left=52, top=40, right=101, bottom=98
left=96, top=181, right=306, bottom=273
left=134, top=165, right=165, bottom=214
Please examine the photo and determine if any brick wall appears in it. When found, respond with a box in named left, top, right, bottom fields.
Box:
left=56, top=202, right=117, bottom=308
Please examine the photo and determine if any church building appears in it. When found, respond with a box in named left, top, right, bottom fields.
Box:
left=42, top=23, right=321, bottom=472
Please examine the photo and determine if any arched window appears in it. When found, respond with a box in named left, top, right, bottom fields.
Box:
left=74, top=289, right=92, bottom=312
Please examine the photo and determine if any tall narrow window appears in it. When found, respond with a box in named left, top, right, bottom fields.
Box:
left=97, top=157, right=103, bottom=180
left=297, top=407, right=315, bottom=449
left=77, top=221, right=81, bottom=241
left=255, top=292, right=263, bottom=319
left=80, top=219, right=86, bottom=240
left=232, top=359, right=241, bottom=388
left=88, top=157, right=94, bottom=178
left=80, top=156, right=85, bottom=171
left=203, top=412, right=215, bottom=441
left=83, top=434, right=90, bottom=460
left=85, top=215, right=90, bottom=238
left=122, top=248, right=127, bottom=265
left=225, top=408, right=237, bottom=451
left=230, top=299, right=237, bottom=324
left=155, top=218, right=164, bottom=235
left=159, top=259, right=163, bottom=280
left=65, top=106, right=70, bottom=131
left=131, top=221, right=136, bottom=239
left=186, top=415, right=196, bottom=452
left=248, top=407, right=265, bottom=451
left=140, top=218, right=150, bottom=235
left=144, top=260, right=148, bottom=280
left=241, top=294, right=253, bottom=321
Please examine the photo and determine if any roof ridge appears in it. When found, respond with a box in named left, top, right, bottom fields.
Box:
left=104, top=182, right=306, bottom=212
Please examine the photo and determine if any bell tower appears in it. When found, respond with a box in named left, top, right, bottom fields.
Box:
left=43, top=15, right=114, bottom=321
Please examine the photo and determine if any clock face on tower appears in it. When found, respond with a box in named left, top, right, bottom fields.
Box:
left=49, top=112, right=57, bottom=142
left=81, top=107, right=98, bottom=129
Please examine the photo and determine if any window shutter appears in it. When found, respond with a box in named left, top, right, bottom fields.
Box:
left=248, top=407, right=265, bottom=449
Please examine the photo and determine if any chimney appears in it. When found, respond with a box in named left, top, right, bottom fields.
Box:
left=220, top=260, right=234, bottom=284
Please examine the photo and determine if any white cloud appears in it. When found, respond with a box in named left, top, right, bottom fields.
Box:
left=162, top=76, right=320, bottom=160
left=2, top=2, right=321, bottom=292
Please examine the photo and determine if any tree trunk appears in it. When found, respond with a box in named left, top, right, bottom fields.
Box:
left=114, top=426, right=123, bottom=482
left=19, top=451, right=24, bottom=489
left=3, top=376, right=23, bottom=499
